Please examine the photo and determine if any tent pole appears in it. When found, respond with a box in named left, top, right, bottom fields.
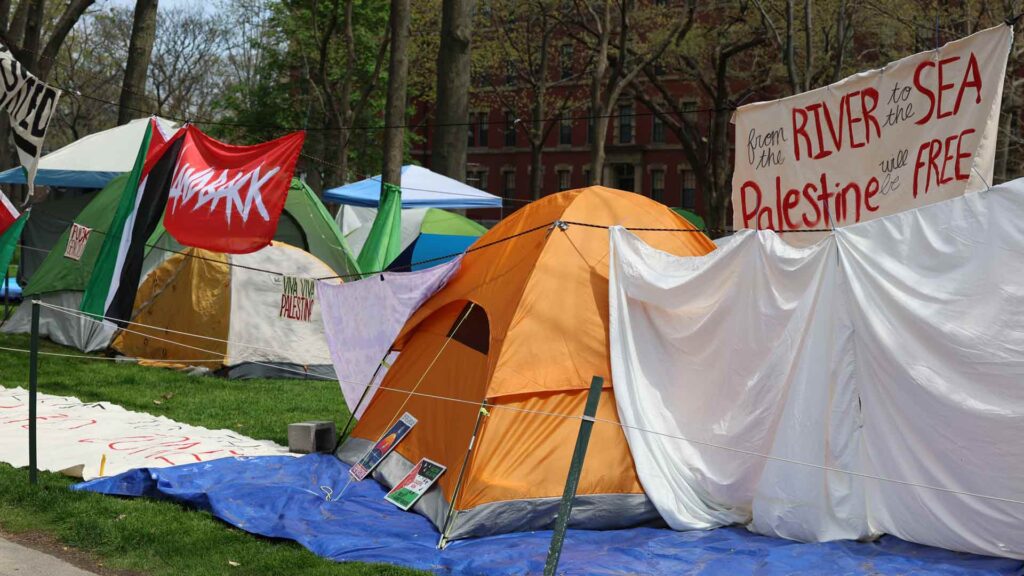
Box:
left=437, top=399, right=489, bottom=550
left=334, top=354, right=391, bottom=453
left=543, top=375, right=603, bottom=576
left=28, top=300, right=39, bottom=485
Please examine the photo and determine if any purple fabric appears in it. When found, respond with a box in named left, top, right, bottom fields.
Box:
left=317, top=257, right=461, bottom=417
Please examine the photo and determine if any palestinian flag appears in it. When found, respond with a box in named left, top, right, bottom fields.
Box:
left=0, top=190, right=18, bottom=234
left=0, top=208, right=27, bottom=282
left=80, top=119, right=184, bottom=325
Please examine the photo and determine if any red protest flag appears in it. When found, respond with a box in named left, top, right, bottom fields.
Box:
left=163, top=125, right=305, bottom=254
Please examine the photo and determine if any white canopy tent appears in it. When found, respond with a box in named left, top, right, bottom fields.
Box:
left=0, top=117, right=178, bottom=189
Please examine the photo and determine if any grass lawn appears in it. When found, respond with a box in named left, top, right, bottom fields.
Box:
left=0, top=330, right=424, bottom=576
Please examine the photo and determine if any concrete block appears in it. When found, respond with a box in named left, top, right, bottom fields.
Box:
left=288, top=420, right=337, bottom=454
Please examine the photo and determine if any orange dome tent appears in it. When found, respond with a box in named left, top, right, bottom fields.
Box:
left=337, top=186, right=715, bottom=542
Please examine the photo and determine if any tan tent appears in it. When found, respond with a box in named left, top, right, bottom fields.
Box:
left=338, top=186, right=715, bottom=541
left=113, top=242, right=342, bottom=379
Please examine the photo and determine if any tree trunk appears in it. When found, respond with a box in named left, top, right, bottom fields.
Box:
left=432, top=0, right=474, bottom=181
left=118, top=0, right=159, bottom=125
left=381, top=0, right=410, bottom=186
left=20, top=0, right=43, bottom=69
left=530, top=143, right=543, bottom=199
left=590, top=108, right=609, bottom=185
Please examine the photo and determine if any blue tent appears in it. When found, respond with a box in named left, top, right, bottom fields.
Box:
left=323, top=165, right=502, bottom=209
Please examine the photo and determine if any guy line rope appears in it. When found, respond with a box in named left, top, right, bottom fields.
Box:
left=5, top=300, right=1021, bottom=509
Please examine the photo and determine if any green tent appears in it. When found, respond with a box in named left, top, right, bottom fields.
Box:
left=340, top=205, right=487, bottom=272
left=671, top=207, right=706, bottom=231
left=5, top=176, right=358, bottom=351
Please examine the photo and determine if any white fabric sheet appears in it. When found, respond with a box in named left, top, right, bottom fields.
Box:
left=608, top=180, right=1024, bottom=559
left=318, top=256, right=461, bottom=418
left=0, top=387, right=289, bottom=480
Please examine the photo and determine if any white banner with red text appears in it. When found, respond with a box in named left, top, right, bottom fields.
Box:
left=0, top=386, right=290, bottom=480
left=732, top=24, right=1011, bottom=244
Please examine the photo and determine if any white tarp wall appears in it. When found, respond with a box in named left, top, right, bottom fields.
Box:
left=609, top=181, right=1024, bottom=559
left=0, top=387, right=289, bottom=480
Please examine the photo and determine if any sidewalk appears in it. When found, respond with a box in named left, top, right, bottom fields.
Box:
left=0, top=537, right=99, bottom=576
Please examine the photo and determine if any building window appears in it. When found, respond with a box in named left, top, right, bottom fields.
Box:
left=586, top=113, right=594, bottom=145
left=466, top=168, right=487, bottom=191
left=504, top=112, right=517, bottom=147
left=618, top=103, right=634, bottom=144
left=681, top=169, right=697, bottom=209
left=505, top=60, right=516, bottom=85
left=468, top=112, right=488, bottom=147
left=503, top=169, right=516, bottom=198
left=583, top=168, right=591, bottom=186
left=559, top=114, right=572, bottom=146
left=651, top=169, right=665, bottom=201
left=681, top=100, right=698, bottom=125
left=614, top=163, right=635, bottom=192
left=560, top=44, right=573, bottom=79
left=652, top=114, right=665, bottom=144
left=477, top=112, right=488, bottom=147
left=557, top=169, right=571, bottom=191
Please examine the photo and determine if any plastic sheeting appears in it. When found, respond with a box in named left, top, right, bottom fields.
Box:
left=608, top=181, right=1024, bottom=559
left=73, top=454, right=1023, bottom=575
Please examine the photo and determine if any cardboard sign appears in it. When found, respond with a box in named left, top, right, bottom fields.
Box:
left=385, top=458, right=446, bottom=511
left=732, top=24, right=1012, bottom=244
left=64, top=223, right=92, bottom=261
left=350, top=412, right=417, bottom=481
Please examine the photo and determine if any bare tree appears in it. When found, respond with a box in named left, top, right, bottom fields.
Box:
left=631, top=1, right=770, bottom=234
left=475, top=0, right=587, bottom=199
left=118, top=0, right=158, bottom=124
left=148, top=6, right=229, bottom=121
left=568, top=0, right=694, bottom=184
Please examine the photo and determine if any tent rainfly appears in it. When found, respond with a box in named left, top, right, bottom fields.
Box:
left=338, top=186, right=715, bottom=541
left=323, top=165, right=502, bottom=209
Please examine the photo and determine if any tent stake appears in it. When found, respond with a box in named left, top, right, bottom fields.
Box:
left=543, top=375, right=603, bottom=576
left=28, top=300, right=39, bottom=485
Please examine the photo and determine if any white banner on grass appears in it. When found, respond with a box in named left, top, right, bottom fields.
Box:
left=732, top=24, right=1011, bottom=244
left=0, top=387, right=290, bottom=480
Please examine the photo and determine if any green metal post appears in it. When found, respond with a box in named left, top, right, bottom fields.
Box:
left=28, top=300, right=39, bottom=485
left=543, top=376, right=603, bottom=576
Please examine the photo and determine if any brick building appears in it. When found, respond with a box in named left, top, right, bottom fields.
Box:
left=410, top=88, right=707, bottom=219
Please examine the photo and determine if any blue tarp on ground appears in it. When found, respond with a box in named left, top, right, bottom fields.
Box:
left=73, top=455, right=1024, bottom=575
